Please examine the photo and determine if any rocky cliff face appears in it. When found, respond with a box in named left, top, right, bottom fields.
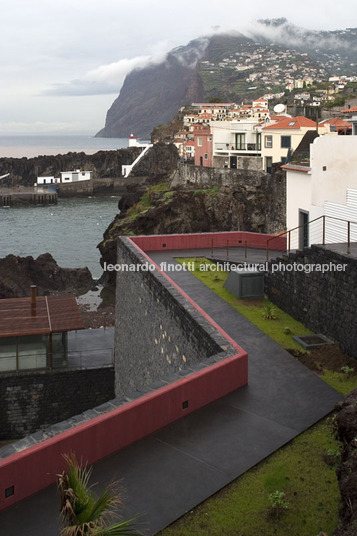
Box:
left=334, top=389, right=357, bottom=536
left=0, top=253, right=93, bottom=299
left=96, top=40, right=206, bottom=139
left=98, top=167, right=285, bottom=287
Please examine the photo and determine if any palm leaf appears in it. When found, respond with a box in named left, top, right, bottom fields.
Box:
left=58, top=454, right=139, bottom=536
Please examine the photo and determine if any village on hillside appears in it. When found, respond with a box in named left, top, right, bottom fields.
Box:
left=171, top=97, right=357, bottom=173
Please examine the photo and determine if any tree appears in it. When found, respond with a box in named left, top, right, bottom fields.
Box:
left=57, top=453, right=138, bottom=536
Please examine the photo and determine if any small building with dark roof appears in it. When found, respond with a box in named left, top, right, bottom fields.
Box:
left=0, top=290, right=84, bottom=372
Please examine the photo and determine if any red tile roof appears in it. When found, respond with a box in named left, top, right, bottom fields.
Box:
left=281, top=164, right=311, bottom=173
left=341, top=106, right=357, bottom=113
left=263, top=116, right=317, bottom=130
left=320, top=117, right=352, bottom=129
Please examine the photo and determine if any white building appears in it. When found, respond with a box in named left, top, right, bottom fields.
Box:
left=210, top=120, right=263, bottom=170
left=36, top=170, right=92, bottom=185
left=122, top=135, right=153, bottom=177
left=283, top=130, right=357, bottom=249
left=60, top=170, right=92, bottom=182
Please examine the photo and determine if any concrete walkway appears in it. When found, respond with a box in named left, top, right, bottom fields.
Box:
left=0, top=250, right=342, bottom=536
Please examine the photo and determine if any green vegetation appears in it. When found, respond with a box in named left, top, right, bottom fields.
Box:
left=160, top=419, right=343, bottom=536
left=58, top=454, right=138, bottom=536
left=193, top=187, right=220, bottom=197
left=158, top=257, right=357, bottom=536
left=176, top=257, right=312, bottom=352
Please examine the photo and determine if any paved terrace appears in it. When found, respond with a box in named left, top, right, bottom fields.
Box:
left=0, top=247, right=342, bottom=536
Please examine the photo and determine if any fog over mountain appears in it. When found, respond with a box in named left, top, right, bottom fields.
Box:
left=96, top=19, right=357, bottom=138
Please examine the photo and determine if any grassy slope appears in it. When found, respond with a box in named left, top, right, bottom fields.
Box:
left=158, top=257, right=357, bottom=536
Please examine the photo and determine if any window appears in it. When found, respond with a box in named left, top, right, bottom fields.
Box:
left=257, top=133, right=262, bottom=151
left=197, top=137, right=202, bottom=147
left=235, top=133, right=245, bottom=150
left=266, top=156, right=272, bottom=174
left=265, top=135, right=273, bottom=148
left=204, top=153, right=208, bottom=159
left=281, top=136, right=291, bottom=148
left=288, top=121, right=296, bottom=126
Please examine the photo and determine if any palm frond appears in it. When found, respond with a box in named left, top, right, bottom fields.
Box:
left=58, top=454, right=139, bottom=535
left=91, top=517, right=139, bottom=536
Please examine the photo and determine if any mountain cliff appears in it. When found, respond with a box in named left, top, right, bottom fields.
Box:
left=96, top=20, right=357, bottom=138
left=96, top=38, right=207, bottom=139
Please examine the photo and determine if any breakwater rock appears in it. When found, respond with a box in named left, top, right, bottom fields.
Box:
left=0, top=143, right=178, bottom=189
left=0, top=253, right=94, bottom=298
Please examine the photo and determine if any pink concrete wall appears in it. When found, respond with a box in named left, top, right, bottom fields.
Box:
left=0, top=351, right=247, bottom=511
left=131, top=231, right=286, bottom=252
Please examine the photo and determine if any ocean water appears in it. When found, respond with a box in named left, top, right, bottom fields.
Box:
left=0, top=135, right=129, bottom=158
left=0, top=197, right=120, bottom=279
left=0, top=136, right=128, bottom=279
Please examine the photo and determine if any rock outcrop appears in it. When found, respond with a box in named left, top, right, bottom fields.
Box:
left=0, top=143, right=178, bottom=189
left=0, top=148, right=140, bottom=188
left=334, top=389, right=357, bottom=536
left=0, top=253, right=94, bottom=298
left=98, top=167, right=285, bottom=287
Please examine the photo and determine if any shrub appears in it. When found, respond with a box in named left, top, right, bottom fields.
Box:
left=268, top=490, right=289, bottom=517
left=261, top=300, right=278, bottom=320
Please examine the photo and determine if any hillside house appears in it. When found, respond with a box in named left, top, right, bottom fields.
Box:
left=193, top=124, right=213, bottom=167
left=210, top=120, right=263, bottom=170
left=261, top=116, right=320, bottom=172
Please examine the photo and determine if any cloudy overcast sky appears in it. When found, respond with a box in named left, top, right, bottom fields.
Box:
left=0, top=0, right=355, bottom=135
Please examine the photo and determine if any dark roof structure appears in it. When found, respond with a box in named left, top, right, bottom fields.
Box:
left=291, top=129, right=319, bottom=164
left=0, top=295, right=84, bottom=338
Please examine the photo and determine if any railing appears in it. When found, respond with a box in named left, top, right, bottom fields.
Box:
left=266, top=215, right=357, bottom=260
left=0, top=348, right=114, bottom=374
left=214, top=143, right=261, bottom=152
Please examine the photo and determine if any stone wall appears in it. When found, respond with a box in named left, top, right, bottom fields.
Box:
left=115, top=237, right=236, bottom=396
left=265, top=245, right=357, bottom=358
left=171, top=162, right=267, bottom=188
left=213, top=155, right=264, bottom=172
left=0, top=366, right=114, bottom=439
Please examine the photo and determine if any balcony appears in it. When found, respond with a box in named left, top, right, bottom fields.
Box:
left=214, top=143, right=261, bottom=154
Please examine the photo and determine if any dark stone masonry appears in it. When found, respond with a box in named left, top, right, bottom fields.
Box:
left=115, top=237, right=235, bottom=396
left=265, top=245, right=357, bottom=358
left=0, top=366, right=114, bottom=440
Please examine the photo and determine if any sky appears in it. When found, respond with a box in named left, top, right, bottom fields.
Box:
left=0, top=0, right=355, bottom=136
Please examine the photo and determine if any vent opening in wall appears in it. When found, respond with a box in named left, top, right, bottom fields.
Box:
left=162, top=243, right=166, bottom=248
left=5, top=486, right=14, bottom=498
left=182, top=400, right=189, bottom=409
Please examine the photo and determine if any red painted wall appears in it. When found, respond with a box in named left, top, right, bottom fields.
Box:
left=193, top=125, right=213, bottom=167
left=0, top=230, right=258, bottom=511
left=0, top=351, right=247, bottom=511
left=131, top=230, right=286, bottom=252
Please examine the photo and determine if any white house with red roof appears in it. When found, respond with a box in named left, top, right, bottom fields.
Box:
left=261, top=116, right=319, bottom=172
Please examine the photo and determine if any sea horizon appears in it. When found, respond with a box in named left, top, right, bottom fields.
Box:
left=0, top=134, right=130, bottom=159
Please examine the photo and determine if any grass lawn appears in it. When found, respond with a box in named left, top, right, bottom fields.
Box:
left=158, top=257, right=357, bottom=536
left=176, top=257, right=312, bottom=352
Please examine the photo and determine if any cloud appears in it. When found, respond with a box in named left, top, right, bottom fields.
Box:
left=43, top=42, right=170, bottom=97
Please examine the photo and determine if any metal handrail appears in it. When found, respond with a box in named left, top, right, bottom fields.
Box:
left=266, top=215, right=357, bottom=260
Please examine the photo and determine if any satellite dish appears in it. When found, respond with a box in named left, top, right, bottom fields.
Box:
left=274, top=103, right=285, bottom=114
